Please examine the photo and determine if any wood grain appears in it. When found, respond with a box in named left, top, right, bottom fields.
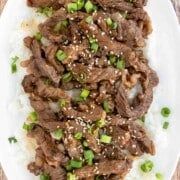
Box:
left=0, top=0, right=179, bottom=180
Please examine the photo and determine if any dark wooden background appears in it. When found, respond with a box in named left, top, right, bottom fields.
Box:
left=0, top=0, right=180, bottom=179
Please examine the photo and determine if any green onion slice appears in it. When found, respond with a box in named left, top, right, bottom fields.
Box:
left=11, top=56, right=19, bottom=74
left=140, top=160, right=154, bottom=173
left=161, top=107, right=171, bottom=117
left=28, top=111, right=38, bottom=122
left=116, top=58, right=125, bottom=70
left=163, top=121, right=169, bottom=129
left=67, top=3, right=78, bottom=13
left=85, top=0, right=95, bottom=13
left=100, top=134, right=112, bottom=144
left=103, top=100, right=110, bottom=113
left=84, top=150, right=94, bottom=165
left=8, top=136, right=17, bottom=144
left=74, top=132, right=83, bottom=140
left=80, top=89, right=90, bottom=100
left=155, top=173, right=164, bottom=180
left=67, top=173, right=76, bottom=180
left=40, top=173, right=50, bottom=180
left=51, top=129, right=63, bottom=140
left=56, top=50, right=67, bottom=61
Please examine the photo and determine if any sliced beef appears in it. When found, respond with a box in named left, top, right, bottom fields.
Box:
left=29, top=95, right=57, bottom=122
left=45, top=45, right=65, bottom=73
left=70, top=63, right=120, bottom=84
left=22, top=74, right=37, bottom=93
left=44, top=165, right=66, bottom=180
left=62, top=102, right=106, bottom=122
left=27, top=0, right=60, bottom=9
left=34, top=58, right=60, bottom=85
left=36, top=79, right=70, bottom=100
left=24, top=38, right=60, bottom=84
left=85, top=132, right=101, bottom=153
left=74, top=159, right=132, bottom=178
left=28, top=126, right=68, bottom=166
left=93, top=11, right=145, bottom=47
left=63, top=134, right=83, bottom=159
left=94, top=0, right=134, bottom=12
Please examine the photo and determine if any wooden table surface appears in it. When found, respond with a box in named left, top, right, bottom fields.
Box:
left=0, top=0, right=180, bottom=179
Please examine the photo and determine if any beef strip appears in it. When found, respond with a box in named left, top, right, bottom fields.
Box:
left=62, top=101, right=106, bottom=122
left=63, top=134, right=83, bottom=159
left=28, top=126, right=68, bottom=167
left=27, top=0, right=60, bottom=8
left=45, top=44, right=65, bottom=74
left=36, top=79, right=70, bottom=100
left=74, top=159, right=132, bottom=178
left=69, top=63, right=120, bottom=84
left=24, top=37, right=61, bottom=84
left=93, top=11, right=145, bottom=48
left=34, top=58, right=60, bottom=85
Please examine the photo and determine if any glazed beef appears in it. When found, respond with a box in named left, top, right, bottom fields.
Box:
left=23, top=0, right=158, bottom=179
left=27, top=0, right=60, bottom=9
left=74, top=159, right=132, bottom=178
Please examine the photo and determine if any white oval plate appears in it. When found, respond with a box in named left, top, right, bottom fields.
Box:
left=0, top=0, right=180, bottom=179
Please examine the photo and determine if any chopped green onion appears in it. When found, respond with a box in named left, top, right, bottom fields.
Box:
left=163, top=121, right=169, bottom=129
left=90, top=42, right=99, bottom=53
left=140, top=160, right=154, bottom=173
left=106, top=18, right=113, bottom=26
left=23, top=123, right=34, bottom=132
left=51, top=129, right=63, bottom=140
left=67, top=3, right=78, bottom=13
left=11, top=56, right=19, bottom=74
left=69, top=159, right=83, bottom=169
left=74, top=132, right=83, bottom=140
left=34, top=32, right=42, bottom=41
left=62, top=72, right=73, bottom=83
left=76, top=0, right=85, bottom=10
left=83, top=140, right=88, bottom=147
left=100, top=134, right=112, bottom=144
left=109, top=55, right=117, bottom=65
left=140, top=116, right=145, bottom=123
left=56, top=50, right=67, bottom=61
left=155, top=173, right=164, bottom=180
left=161, top=107, right=171, bottom=117
left=54, top=20, right=69, bottom=32
left=37, top=7, right=53, bottom=17
left=103, top=100, right=110, bottom=113
left=67, top=173, right=76, bottom=180
left=40, top=173, right=50, bottom=180
left=28, top=111, right=38, bottom=123
left=84, top=150, right=94, bottom=165
left=111, top=22, right=118, bottom=29
left=106, top=18, right=118, bottom=29
left=116, top=59, right=125, bottom=70
left=85, top=0, right=95, bottom=13
left=89, top=37, right=99, bottom=53
left=86, top=16, right=93, bottom=24
left=8, top=136, right=17, bottom=144
left=96, top=119, right=106, bottom=128
left=80, top=89, right=90, bottom=100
